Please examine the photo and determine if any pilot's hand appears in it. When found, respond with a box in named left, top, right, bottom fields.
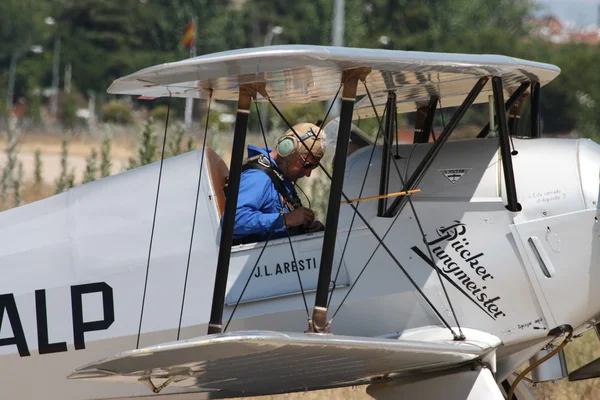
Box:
left=306, top=220, right=324, bottom=233
left=283, top=207, right=314, bottom=227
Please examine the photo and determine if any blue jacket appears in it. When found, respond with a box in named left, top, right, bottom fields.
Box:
left=233, top=145, right=296, bottom=242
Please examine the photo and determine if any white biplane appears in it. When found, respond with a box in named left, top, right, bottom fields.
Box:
left=1, top=45, right=599, bottom=400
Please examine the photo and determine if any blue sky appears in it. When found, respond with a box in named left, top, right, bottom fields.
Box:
left=537, top=0, right=600, bottom=27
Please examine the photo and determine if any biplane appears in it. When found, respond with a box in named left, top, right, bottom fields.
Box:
left=0, top=45, right=599, bottom=400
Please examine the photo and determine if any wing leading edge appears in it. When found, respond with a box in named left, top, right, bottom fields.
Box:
left=69, top=329, right=500, bottom=397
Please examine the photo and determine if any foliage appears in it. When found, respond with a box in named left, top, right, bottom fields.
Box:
left=150, top=104, right=175, bottom=122
left=55, top=137, right=70, bottom=194
left=0, top=0, right=597, bottom=137
left=166, top=123, right=186, bottom=157
left=14, top=162, right=23, bottom=206
left=1, top=126, right=19, bottom=208
left=61, top=90, right=79, bottom=129
left=100, top=135, right=112, bottom=177
left=83, top=148, right=98, bottom=183
left=26, top=86, right=42, bottom=124
left=34, top=149, right=43, bottom=185
left=128, top=117, right=158, bottom=169
left=102, top=101, right=133, bottom=124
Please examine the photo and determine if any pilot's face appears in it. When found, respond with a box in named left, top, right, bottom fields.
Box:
left=284, top=154, right=320, bottom=182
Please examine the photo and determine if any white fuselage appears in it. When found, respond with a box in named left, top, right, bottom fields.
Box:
left=0, top=137, right=598, bottom=399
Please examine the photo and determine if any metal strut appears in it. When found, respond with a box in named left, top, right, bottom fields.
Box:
left=378, top=91, right=396, bottom=217
left=476, top=82, right=529, bottom=139
left=207, top=84, right=259, bottom=335
left=492, top=77, right=521, bottom=212
left=530, top=81, right=542, bottom=138
left=267, top=80, right=458, bottom=336
left=385, top=77, right=489, bottom=218
left=309, top=67, right=371, bottom=333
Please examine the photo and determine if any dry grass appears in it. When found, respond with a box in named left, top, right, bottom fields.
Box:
left=528, top=330, right=600, bottom=399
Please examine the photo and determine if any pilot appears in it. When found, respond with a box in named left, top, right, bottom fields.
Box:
left=232, top=123, right=326, bottom=245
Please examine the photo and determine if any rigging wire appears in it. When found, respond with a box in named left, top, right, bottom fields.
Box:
left=177, top=91, right=213, bottom=341
left=267, top=95, right=458, bottom=336
left=136, top=97, right=172, bottom=349
left=256, top=101, right=309, bottom=317
left=223, top=225, right=279, bottom=332
left=328, top=102, right=387, bottom=309
left=295, top=184, right=311, bottom=210
left=331, top=86, right=463, bottom=339
left=367, top=85, right=463, bottom=337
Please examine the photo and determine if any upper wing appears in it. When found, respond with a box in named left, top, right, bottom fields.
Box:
left=68, top=328, right=500, bottom=398
left=106, top=45, right=559, bottom=114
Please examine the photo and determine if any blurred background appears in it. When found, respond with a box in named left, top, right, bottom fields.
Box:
left=1, top=1, right=600, bottom=397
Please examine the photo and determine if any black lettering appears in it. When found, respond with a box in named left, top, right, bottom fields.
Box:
left=0, top=293, right=30, bottom=357
left=465, top=253, right=484, bottom=263
left=284, top=263, right=290, bottom=273
left=306, top=258, right=312, bottom=270
left=460, top=249, right=471, bottom=258
left=495, top=311, right=507, bottom=318
left=481, top=273, right=493, bottom=281
left=35, top=290, right=67, bottom=355
left=477, top=292, right=488, bottom=302
left=488, top=303, right=499, bottom=314
left=427, top=222, right=466, bottom=245
left=71, top=282, right=114, bottom=351
left=265, top=266, right=272, bottom=276
left=254, top=267, right=262, bottom=278
left=454, top=271, right=470, bottom=283
left=313, top=258, right=317, bottom=270
left=483, top=296, right=500, bottom=308
left=298, top=260, right=305, bottom=271
left=441, top=263, right=460, bottom=274
left=475, top=266, right=486, bottom=276
left=451, top=241, right=463, bottom=250
left=472, top=286, right=486, bottom=297
left=465, top=281, right=477, bottom=291
left=291, top=261, right=297, bottom=272
left=275, top=264, right=283, bottom=275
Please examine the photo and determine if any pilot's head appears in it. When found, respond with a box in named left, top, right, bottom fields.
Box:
left=275, top=123, right=326, bottom=182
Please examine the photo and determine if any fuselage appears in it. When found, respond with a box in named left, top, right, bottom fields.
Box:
left=0, top=137, right=598, bottom=399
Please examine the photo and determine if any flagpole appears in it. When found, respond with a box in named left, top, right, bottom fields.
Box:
left=184, top=17, right=197, bottom=131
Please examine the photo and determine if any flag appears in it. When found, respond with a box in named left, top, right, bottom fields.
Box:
left=182, top=22, right=195, bottom=48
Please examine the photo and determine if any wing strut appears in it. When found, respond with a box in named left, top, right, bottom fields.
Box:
left=266, top=76, right=459, bottom=337
left=492, top=77, right=521, bottom=212
left=476, top=82, right=529, bottom=139
left=208, top=83, right=264, bottom=335
left=310, top=67, right=371, bottom=333
left=385, top=77, right=489, bottom=218
left=531, top=81, right=542, bottom=138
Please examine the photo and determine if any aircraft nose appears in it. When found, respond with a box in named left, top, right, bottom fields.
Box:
left=578, top=138, right=600, bottom=209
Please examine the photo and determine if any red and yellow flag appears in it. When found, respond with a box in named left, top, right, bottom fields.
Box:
left=182, top=22, right=195, bottom=48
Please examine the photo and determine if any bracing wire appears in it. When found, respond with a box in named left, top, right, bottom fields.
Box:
left=369, top=85, right=463, bottom=337
left=267, top=95, right=458, bottom=335
left=136, top=97, right=172, bottom=349
left=224, top=226, right=278, bottom=332
left=255, top=101, right=309, bottom=317
left=177, top=91, right=213, bottom=341
left=327, top=102, right=387, bottom=309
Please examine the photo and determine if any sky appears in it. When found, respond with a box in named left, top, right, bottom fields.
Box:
left=537, top=0, right=600, bottom=28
